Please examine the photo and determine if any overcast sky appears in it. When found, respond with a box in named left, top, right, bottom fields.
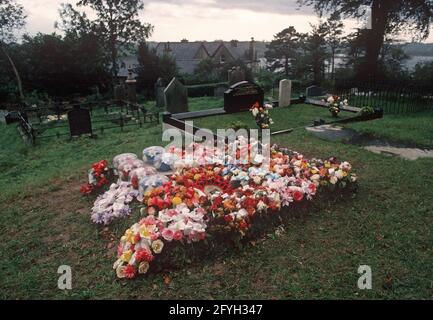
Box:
left=17, top=0, right=433, bottom=42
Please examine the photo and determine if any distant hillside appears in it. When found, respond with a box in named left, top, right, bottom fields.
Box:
left=400, top=43, right=433, bottom=56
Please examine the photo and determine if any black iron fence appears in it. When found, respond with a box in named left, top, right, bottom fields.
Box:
left=332, top=80, right=433, bottom=114
left=17, top=100, right=159, bottom=145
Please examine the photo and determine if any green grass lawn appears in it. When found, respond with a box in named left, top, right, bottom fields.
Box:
left=1, top=97, right=432, bottom=299
left=344, top=110, right=433, bottom=149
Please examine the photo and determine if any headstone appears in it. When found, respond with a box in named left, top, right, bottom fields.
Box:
left=114, top=84, right=126, bottom=101
left=228, top=66, right=245, bottom=85
left=4, top=111, right=20, bottom=125
left=279, top=79, right=292, bottom=107
left=224, top=81, right=264, bottom=113
left=214, top=84, right=229, bottom=98
left=68, top=105, right=92, bottom=137
left=125, top=68, right=137, bottom=103
left=154, top=78, right=166, bottom=109
left=306, top=85, right=326, bottom=97
left=350, top=87, right=359, bottom=95
left=164, top=78, right=189, bottom=114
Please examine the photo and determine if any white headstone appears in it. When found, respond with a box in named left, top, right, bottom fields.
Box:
left=279, top=79, right=292, bottom=107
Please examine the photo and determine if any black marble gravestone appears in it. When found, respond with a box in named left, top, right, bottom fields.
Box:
left=224, top=81, right=264, bottom=113
left=305, top=85, right=326, bottom=97
left=68, top=106, right=93, bottom=137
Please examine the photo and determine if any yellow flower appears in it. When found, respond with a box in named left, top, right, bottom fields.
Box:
left=139, top=225, right=151, bottom=238
left=325, top=162, right=331, bottom=168
left=124, top=229, right=135, bottom=243
left=194, top=174, right=201, bottom=181
left=172, top=196, right=182, bottom=206
left=151, top=240, right=164, bottom=254
left=120, top=250, right=132, bottom=263
left=138, top=262, right=150, bottom=274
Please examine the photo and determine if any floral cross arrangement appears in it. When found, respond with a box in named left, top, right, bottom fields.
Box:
left=326, top=96, right=349, bottom=118
left=250, top=102, right=274, bottom=129
left=79, top=138, right=358, bottom=280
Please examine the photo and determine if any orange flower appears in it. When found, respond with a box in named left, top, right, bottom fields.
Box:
left=223, top=199, right=236, bottom=211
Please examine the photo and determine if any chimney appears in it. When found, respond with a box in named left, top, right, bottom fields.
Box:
left=249, top=37, right=257, bottom=62
left=163, top=42, right=172, bottom=55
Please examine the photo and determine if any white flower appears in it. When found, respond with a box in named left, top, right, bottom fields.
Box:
left=327, top=96, right=335, bottom=104
left=257, top=200, right=268, bottom=212
left=330, top=176, right=338, bottom=185
left=151, top=240, right=164, bottom=254
left=253, top=176, right=262, bottom=185
left=113, top=259, right=123, bottom=270
left=252, top=108, right=259, bottom=117
left=335, top=170, right=344, bottom=179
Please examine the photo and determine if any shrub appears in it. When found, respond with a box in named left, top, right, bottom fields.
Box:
left=186, top=82, right=228, bottom=98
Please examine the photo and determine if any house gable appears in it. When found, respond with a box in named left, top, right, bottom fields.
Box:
left=211, top=43, right=235, bottom=64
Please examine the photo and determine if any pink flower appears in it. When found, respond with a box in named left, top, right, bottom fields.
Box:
left=173, top=230, right=183, bottom=241
left=167, top=209, right=178, bottom=217
left=117, top=244, right=123, bottom=257
left=162, top=229, right=174, bottom=241
left=198, top=232, right=206, bottom=240
left=308, top=183, right=317, bottom=194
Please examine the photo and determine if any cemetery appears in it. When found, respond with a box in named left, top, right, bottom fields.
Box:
left=1, top=0, right=433, bottom=302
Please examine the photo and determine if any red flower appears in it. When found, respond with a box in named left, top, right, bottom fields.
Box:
left=131, top=175, right=139, bottom=189
left=97, top=177, right=109, bottom=187
left=80, top=183, right=93, bottom=195
left=224, top=215, right=233, bottom=223
left=135, top=248, right=154, bottom=262
left=239, top=220, right=248, bottom=230
left=134, top=234, right=141, bottom=243
left=293, top=191, right=304, bottom=202
left=124, top=265, right=137, bottom=279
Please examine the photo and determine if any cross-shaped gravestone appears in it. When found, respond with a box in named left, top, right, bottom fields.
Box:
left=154, top=78, right=166, bottom=109
left=164, top=78, right=189, bottom=114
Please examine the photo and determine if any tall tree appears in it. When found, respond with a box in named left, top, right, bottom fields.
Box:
left=0, top=0, right=26, bottom=100
left=299, top=0, right=433, bottom=80
left=58, top=0, right=153, bottom=82
left=304, top=22, right=329, bottom=84
left=265, top=27, right=301, bottom=77
left=17, top=32, right=110, bottom=96
left=324, top=16, right=344, bottom=80
left=136, top=42, right=177, bottom=96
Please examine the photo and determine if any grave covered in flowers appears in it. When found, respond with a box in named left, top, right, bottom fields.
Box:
left=81, top=137, right=357, bottom=279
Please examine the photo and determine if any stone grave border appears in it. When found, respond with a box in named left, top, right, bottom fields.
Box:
left=162, top=96, right=384, bottom=139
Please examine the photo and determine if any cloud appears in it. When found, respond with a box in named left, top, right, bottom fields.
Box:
left=143, top=0, right=314, bottom=15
